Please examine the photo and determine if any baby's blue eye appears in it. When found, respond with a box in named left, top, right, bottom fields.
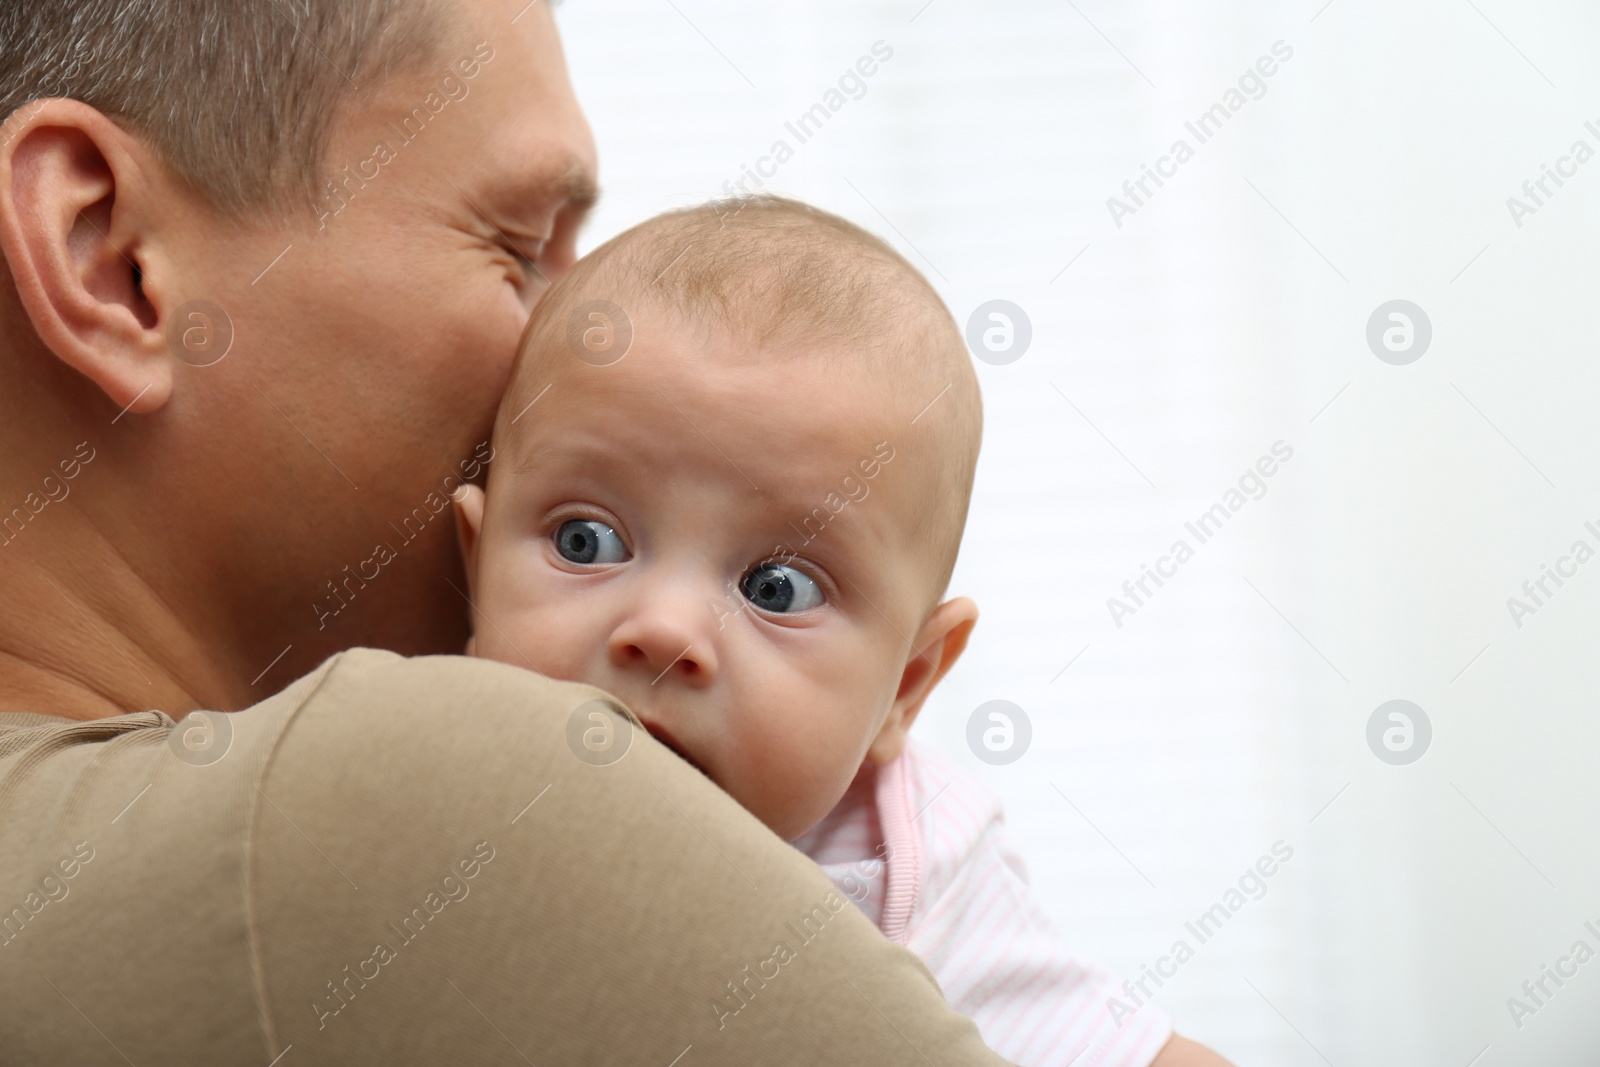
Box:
left=741, top=562, right=823, bottom=613
left=555, top=519, right=628, bottom=565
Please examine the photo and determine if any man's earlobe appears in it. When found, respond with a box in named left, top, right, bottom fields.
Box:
left=452, top=483, right=487, bottom=600
left=866, top=596, right=979, bottom=766
left=0, top=100, right=174, bottom=417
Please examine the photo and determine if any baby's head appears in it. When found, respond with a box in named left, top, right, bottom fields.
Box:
left=454, top=196, right=982, bottom=840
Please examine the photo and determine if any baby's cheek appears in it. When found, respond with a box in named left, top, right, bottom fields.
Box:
left=732, top=709, right=877, bottom=840
left=503, top=603, right=597, bottom=682
left=475, top=553, right=594, bottom=680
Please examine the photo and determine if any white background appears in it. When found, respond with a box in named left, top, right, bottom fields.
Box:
left=557, top=2, right=1600, bottom=1063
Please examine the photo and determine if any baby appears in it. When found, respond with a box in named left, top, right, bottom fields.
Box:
left=452, top=197, right=1175, bottom=1066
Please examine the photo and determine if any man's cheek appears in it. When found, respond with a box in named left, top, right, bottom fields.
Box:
left=446, top=287, right=533, bottom=416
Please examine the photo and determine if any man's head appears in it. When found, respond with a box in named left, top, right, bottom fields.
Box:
left=455, top=197, right=983, bottom=839
left=0, top=0, right=597, bottom=715
left=0, top=0, right=452, bottom=217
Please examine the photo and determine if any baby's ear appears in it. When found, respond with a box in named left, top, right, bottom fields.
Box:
left=452, top=484, right=488, bottom=656
left=866, top=596, right=978, bottom=766
left=451, top=484, right=487, bottom=603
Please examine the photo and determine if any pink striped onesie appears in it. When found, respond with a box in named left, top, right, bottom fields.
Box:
left=791, top=739, right=1173, bottom=1066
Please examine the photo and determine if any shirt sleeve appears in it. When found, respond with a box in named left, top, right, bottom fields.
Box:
left=893, top=743, right=1174, bottom=1067
left=0, top=650, right=1021, bottom=1067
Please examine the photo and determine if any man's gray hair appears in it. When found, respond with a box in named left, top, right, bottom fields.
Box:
left=0, top=0, right=447, bottom=216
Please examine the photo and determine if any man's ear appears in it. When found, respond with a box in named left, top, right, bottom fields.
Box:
left=0, top=99, right=173, bottom=416
left=866, top=596, right=979, bottom=766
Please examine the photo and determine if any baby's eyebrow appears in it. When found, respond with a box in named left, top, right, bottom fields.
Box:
left=503, top=433, right=581, bottom=478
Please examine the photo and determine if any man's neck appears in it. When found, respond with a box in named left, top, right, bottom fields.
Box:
left=0, top=647, right=168, bottom=721
left=0, top=512, right=238, bottom=721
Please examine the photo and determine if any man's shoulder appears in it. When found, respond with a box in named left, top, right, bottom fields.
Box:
left=293, top=648, right=617, bottom=722
left=0, top=649, right=597, bottom=743
left=290, top=647, right=589, bottom=702
left=256, top=648, right=631, bottom=743
left=239, top=649, right=632, bottom=796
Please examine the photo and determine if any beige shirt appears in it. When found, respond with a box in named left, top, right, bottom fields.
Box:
left=0, top=648, right=1013, bottom=1065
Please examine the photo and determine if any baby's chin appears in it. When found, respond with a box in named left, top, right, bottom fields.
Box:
left=736, top=773, right=864, bottom=845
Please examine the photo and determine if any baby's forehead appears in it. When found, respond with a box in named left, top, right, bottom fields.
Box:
left=505, top=316, right=940, bottom=507
left=523, top=316, right=905, bottom=456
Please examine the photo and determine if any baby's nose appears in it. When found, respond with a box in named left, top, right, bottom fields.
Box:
left=608, top=604, right=718, bottom=687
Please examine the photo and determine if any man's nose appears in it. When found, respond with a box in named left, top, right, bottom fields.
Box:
left=608, top=588, right=719, bottom=686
